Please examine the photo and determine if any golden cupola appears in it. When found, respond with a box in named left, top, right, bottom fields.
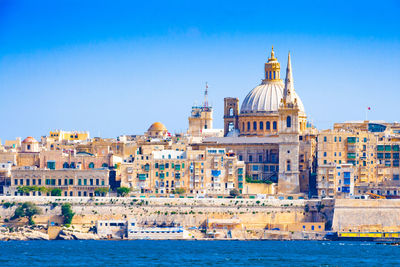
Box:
left=263, top=46, right=281, bottom=83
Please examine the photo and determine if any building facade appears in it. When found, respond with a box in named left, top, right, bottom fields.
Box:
left=10, top=168, right=110, bottom=197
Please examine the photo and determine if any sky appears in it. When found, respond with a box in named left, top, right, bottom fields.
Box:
left=0, top=0, right=399, bottom=141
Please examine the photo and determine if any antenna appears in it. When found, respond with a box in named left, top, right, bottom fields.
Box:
left=204, top=82, right=209, bottom=108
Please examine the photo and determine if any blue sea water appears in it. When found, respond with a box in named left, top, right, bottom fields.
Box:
left=0, top=240, right=398, bottom=266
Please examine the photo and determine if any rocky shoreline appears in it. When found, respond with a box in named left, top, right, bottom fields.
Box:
left=0, top=225, right=325, bottom=241
left=0, top=226, right=100, bottom=241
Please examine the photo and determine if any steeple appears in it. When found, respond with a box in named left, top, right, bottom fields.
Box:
left=283, top=52, right=296, bottom=105
left=263, top=46, right=281, bottom=83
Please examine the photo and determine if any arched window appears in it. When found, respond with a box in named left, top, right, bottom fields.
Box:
left=102, top=163, right=108, bottom=168
left=286, top=160, right=291, bottom=171
left=89, top=162, right=95, bottom=169
left=269, top=71, right=272, bottom=79
left=273, top=121, right=277, bottom=130
left=228, top=122, right=234, bottom=132
left=242, top=122, right=244, bottom=131
left=266, top=121, right=270, bottom=130
left=70, top=162, right=76, bottom=169
left=259, top=121, right=263, bottom=130
left=247, top=122, right=250, bottom=131
left=287, top=116, right=292, bottom=128
left=253, top=121, right=257, bottom=130
left=229, top=108, right=234, bottom=116
left=273, top=71, right=276, bottom=79
left=63, top=162, right=69, bottom=169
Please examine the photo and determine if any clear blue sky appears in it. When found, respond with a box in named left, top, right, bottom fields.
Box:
left=1, top=0, right=399, bottom=141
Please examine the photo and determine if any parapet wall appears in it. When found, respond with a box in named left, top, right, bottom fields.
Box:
left=332, top=199, right=400, bottom=232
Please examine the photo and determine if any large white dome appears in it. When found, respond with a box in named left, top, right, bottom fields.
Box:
left=240, top=80, right=305, bottom=114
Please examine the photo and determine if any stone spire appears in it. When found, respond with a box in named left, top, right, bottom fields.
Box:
left=283, top=52, right=296, bottom=105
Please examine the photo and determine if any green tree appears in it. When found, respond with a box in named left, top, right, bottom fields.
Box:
left=94, top=187, right=109, bottom=196
left=173, top=188, right=186, bottom=194
left=229, top=189, right=240, bottom=198
left=61, top=203, right=75, bottom=225
left=12, top=202, right=41, bottom=225
left=116, top=187, right=131, bottom=197
left=50, top=188, right=62, bottom=196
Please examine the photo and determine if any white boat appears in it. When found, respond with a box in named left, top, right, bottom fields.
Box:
left=127, top=219, right=192, bottom=240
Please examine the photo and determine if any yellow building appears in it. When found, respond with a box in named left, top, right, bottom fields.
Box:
left=317, top=121, right=400, bottom=197
left=49, top=130, right=90, bottom=142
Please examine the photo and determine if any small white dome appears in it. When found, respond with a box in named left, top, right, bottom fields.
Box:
left=240, top=80, right=305, bottom=114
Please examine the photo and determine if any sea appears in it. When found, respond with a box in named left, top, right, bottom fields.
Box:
left=0, top=240, right=398, bottom=266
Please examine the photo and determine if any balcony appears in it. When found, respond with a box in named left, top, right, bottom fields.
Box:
left=347, top=137, right=356, bottom=144
left=347, top=153, right=356, bottom=159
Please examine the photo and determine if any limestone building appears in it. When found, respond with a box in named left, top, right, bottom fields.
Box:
left=119, top=147, right=245, bottom=196
left=317, top=121, right=400, bottom=198
left=188, top=85, right=213, bottom=137
left=10, top=167, right=110, bottom=197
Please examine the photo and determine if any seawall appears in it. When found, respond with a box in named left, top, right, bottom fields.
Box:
left=332, top=199, right=400, bottom=232
left=0, top=196, right=327, bottom=233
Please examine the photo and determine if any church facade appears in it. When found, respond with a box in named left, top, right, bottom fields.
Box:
left=200, top=48, right=317, bottom=195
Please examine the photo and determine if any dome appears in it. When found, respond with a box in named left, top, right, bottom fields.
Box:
left=240, top=80, right=305, bottom=114
left=22, top=136, right=38, bottom=143
left=148, top=122, right=167, bottom=132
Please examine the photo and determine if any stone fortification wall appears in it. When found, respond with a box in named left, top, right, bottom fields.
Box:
left=0, top=196, right=325, bottom=232
left=332, top=199, right=400, bottom=232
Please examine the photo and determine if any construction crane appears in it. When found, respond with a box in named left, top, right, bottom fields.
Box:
left=366, top=192, right=386, bottom=199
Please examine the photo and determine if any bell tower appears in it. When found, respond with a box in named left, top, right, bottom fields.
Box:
left=223, top=97, right=239, bottom=136
left=278, top=52, right=300, bottom=194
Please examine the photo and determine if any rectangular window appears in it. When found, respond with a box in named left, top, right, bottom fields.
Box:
left=252, top=165, right=259, bottom=171
left=69, top=179, right=74, bottom=185
left=78, top=179, right=82, bottom=185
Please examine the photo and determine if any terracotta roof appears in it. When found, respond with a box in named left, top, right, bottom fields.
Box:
left=22, top=136, right=38, bottom=143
